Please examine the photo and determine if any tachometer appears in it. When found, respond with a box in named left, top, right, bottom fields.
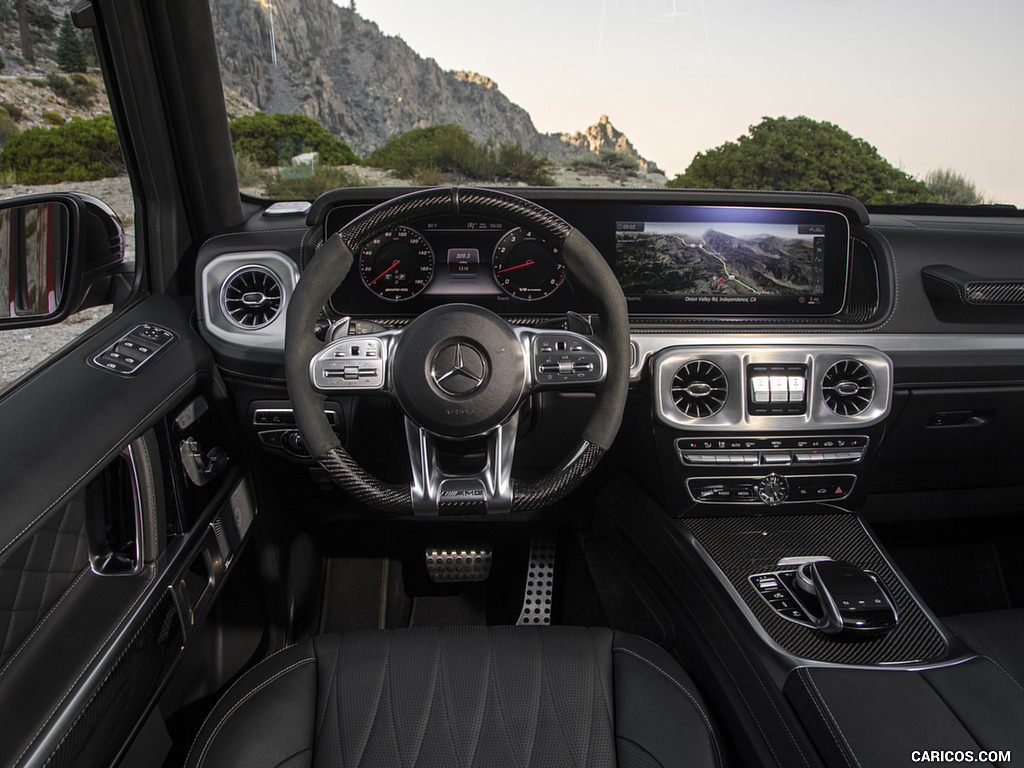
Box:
left=359, top=226, right=434, bottom=301
left=492, top=227, right=565, bottom=301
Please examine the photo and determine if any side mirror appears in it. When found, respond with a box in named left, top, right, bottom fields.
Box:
left=0, top=193, right=126, bottom=330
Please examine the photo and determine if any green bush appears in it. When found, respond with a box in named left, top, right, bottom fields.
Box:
left=263, top=166, right=365, bottom=200
left=567, top=148, right=640, bottom=175
left=366, top=124, right=480, bottom=178
left=366, top=125, right=554, bottom=185
left=667, top=116, right=936, bottom=206
left=0, top=114, right=124, bottom=183
left=924, top=168, right=987, bottom=205
left=229, top=112, right=359, bottom=167
left=46, top=72, right=96, bottom=108
left=494, top=141, right=554, bottom=186
left=0, top=102, right=24, bottom=121
left=42, top=110, right=65, bottom=126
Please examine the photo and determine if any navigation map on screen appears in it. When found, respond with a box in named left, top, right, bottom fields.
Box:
left=614, top=220, right=825, bottom=304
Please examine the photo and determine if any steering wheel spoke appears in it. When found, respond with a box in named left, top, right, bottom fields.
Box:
left=407, top=415, right=518, bottom=515
left=517, top=328, right=608, bottom=394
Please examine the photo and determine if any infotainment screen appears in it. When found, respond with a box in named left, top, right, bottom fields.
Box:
left=611, top=207, right=850, bottom=316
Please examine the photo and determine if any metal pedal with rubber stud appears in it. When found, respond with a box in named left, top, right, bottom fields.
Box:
left=425, top=547, right=492, bottom=583
left=517, top=528, right=556, bottom=625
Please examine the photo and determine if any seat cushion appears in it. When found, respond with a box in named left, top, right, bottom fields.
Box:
left=185, top=626, right=721, bottom=768
left=943, top=608, right=1024, bottom=689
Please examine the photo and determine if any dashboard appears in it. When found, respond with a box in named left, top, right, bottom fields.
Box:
left=194, top=186, right=1024, bottom=512
left=319, top=197, right=853, bottom=320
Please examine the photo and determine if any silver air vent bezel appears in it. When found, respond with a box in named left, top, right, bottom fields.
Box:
left=200, top=252, right=300, bottom=350
left=652, top=346, right=892, bottom=431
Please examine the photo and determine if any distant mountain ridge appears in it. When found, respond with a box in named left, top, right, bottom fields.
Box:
left=210, top=0, right=660, bottom=168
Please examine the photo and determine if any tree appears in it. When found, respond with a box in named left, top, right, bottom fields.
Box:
left=55, top=14, right=87, bottom=73
left=16, top=0, right=34, bottom=65
left=667, top=116, right=937, bottom=206
left=924, top=168, right=987, bottom=205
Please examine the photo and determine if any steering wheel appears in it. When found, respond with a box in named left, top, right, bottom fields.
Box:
left=285, top=187, right=629, bottom=515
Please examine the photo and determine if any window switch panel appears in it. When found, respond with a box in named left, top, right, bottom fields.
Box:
left=91, top=324, right=174, bottom=376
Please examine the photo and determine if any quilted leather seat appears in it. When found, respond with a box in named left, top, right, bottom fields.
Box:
left=185, top=626, right=722, bottom=768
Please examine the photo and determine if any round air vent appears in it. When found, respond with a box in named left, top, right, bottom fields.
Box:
left=220, top=266, right=283, bottom=329
left=671, top=360, right=728, bottom=418
left=821, top=360, right=875, bottom=415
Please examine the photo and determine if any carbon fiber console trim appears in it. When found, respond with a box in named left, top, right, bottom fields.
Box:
left=964, top=280, right=1024, bottom=305
left=683, top=514, right=949, bottom=666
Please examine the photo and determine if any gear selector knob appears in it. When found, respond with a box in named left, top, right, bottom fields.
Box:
left=795, top=560, right=898, bottom=635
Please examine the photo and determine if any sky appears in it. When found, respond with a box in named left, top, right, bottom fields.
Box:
left=351, top=0, right=1023, bottom=206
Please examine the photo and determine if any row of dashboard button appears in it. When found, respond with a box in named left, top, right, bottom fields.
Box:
left=682, top=449, right=864, bottom=466
left=679, top=436, right=869, bottom=451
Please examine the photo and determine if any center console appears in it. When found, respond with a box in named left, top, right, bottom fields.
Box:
left=592, top=333, right=1024, bottom=766
left=593, top=479, right=1024, bottom=768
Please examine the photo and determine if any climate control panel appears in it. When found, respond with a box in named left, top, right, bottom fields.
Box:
left=677, top=435, right=868, bottom=467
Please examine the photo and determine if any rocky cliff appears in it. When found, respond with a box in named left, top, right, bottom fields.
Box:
left=210, top=0, right=659, bottom=170
left=561, top=115, right=662, bottom=174
left=211, top=0, right=574, bottom=157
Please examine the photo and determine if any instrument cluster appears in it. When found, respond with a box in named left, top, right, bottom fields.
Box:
left=330, top=214, right=579, bottom=317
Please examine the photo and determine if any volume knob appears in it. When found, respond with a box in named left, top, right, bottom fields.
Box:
left=757, top=474, right=789, bottom=505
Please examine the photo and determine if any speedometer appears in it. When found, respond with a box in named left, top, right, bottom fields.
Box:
left=492, top=227, right=565, bottom=301
left=358, top=226, right=434, bottom=301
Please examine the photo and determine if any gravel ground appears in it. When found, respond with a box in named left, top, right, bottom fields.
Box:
left=1, top=178, right=133, bottom=390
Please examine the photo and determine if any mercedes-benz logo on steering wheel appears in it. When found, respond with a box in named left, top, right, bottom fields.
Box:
left=431, top=342, right=487, bottom=396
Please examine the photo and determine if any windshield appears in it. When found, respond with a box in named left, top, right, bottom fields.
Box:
left=207, top=0, right=1022, bottom=207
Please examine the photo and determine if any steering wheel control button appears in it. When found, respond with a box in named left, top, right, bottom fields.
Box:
left=90, top=323, right=175, bottom=376
left=532, top=333, right=605, bottom=386
left=312, top=337, right=385, bottom=390
left=432, top=342, right=487, bottom=396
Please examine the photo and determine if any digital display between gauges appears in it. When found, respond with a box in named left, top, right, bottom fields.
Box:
left=491, top=227, right=566, bottom=301
left=358, top=226, right=434, bottom=301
